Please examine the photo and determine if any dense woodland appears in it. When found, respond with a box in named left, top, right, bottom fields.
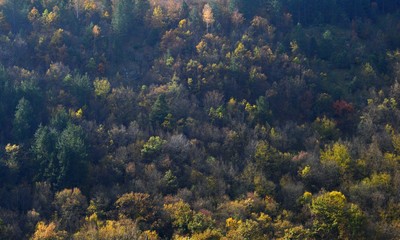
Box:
left=1, top=0, right=400, bottom=239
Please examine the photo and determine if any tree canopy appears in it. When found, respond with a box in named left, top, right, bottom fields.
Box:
left=0, top=0, right=400, bottom=239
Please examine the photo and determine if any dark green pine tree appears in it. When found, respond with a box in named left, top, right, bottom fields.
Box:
left=111, top=0, right=134, bottom=37
left=255, top=96, right=271, bottom=124
left=56, top=123, right=88, bottom=188
left=32, top=125, right=59, bottom=185
left=13, top=98, right=34, bottom=142
left=133, top=0, right=150, bottom=25
left=179, top=1, right=190, bottom=19
left=33, top=123, right=88, bottom=188
left=189, top=6, right=201, bottom=30
left=150, top=94, right=169, bottom=126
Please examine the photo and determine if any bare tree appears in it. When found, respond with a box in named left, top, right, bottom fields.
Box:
left=71, top=0, right=84, bottom=19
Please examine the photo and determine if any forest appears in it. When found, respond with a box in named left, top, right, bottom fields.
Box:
left=1, top=0, right=400, bottom=239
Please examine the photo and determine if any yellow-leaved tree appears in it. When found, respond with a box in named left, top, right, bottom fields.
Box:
left=310, top=191, right=365, bottom=239
left=202, top=3, right=214, bottom=33
left=93, top=78, right=111, bottom=97
left=31, top=221, right=67, bottom=240
left=320, top=142, right=351, bottom=174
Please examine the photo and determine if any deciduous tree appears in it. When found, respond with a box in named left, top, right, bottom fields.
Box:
left=202, top=4, right=214, bottom=32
